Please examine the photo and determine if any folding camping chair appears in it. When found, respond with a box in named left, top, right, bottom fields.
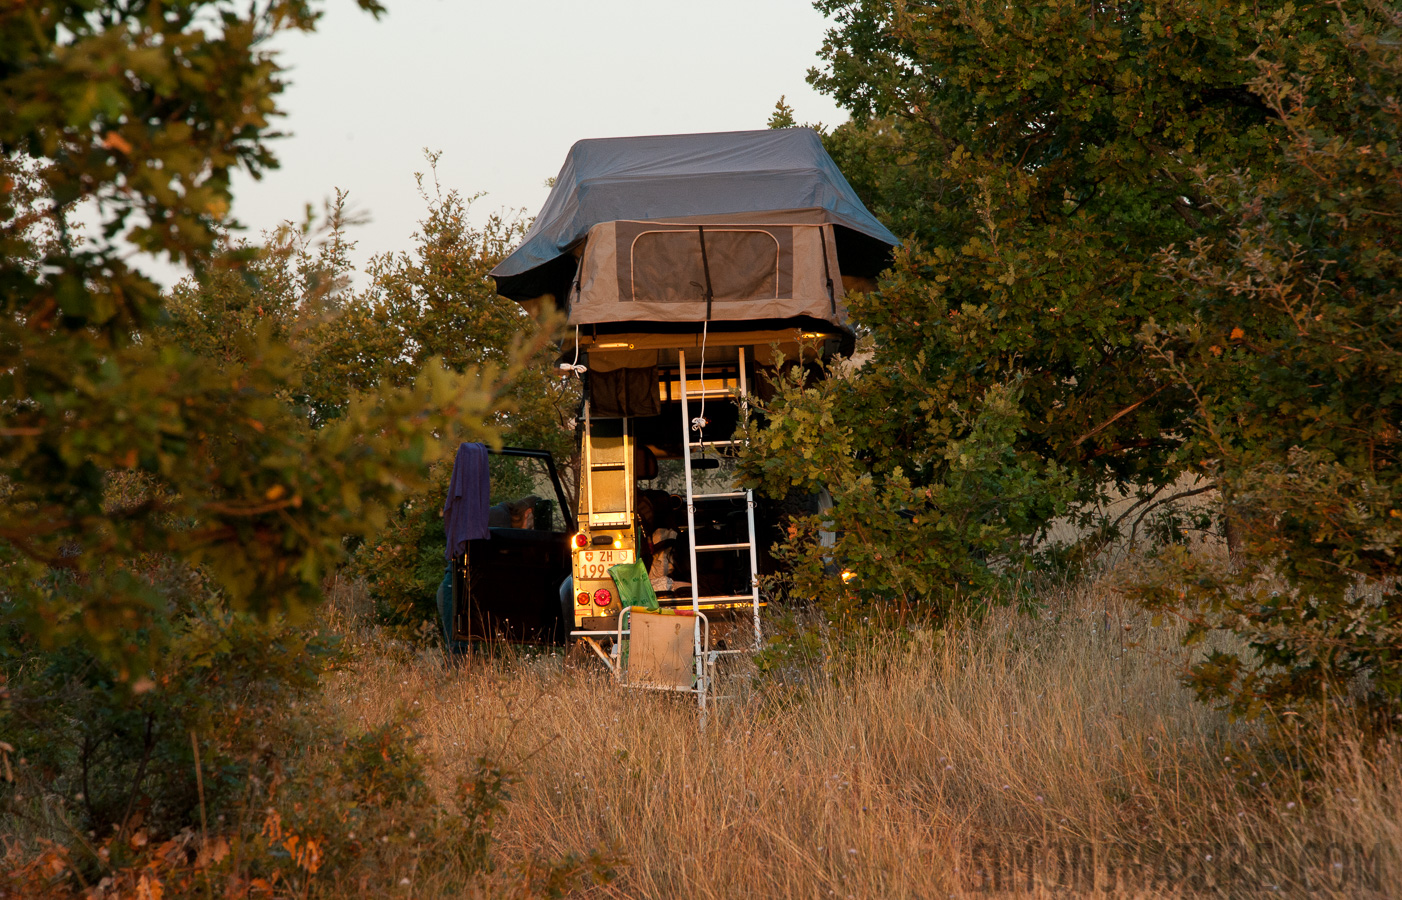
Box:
left=616, top=606, right=711, bottom=709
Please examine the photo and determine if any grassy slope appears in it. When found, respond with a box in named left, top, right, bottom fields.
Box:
left=325, top=556, right=1401, bottom=899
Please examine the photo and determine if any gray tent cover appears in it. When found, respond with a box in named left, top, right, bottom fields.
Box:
left=489, top=129, right=898, bottom=324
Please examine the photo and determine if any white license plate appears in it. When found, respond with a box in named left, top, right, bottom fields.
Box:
left=578, top=549, right=633, bottom=580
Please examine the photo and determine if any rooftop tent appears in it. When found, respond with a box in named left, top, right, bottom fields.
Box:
left=489, top=128, right=899, bottom=327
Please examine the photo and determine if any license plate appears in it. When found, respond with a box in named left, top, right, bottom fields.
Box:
left=578, top=549, right=633, bottom=580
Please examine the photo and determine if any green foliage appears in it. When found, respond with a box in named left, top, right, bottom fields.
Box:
left=1, top=0, right=383, bottom=341
left=770, top=0, right=1401, bottom=721
left=1136, top=3, right=1402, bottom=721
left=352, top=465, right=452, bottom=631
left=1, top=603, right=610, bottom=896
left=806, top=0, right=1327, bottom=492
left=147, top=169, right=579, bottom=635
left=0, top=4, right=603, bottom=895
left=356, top=154, right=579, bottom=467
left=767, top=97, right=799, bottom=130
left=155, top=191, right=374, bottom=425
left=746, top=0, right=1362, bottom=621
left=2, top=313, right=510, bottom=667
left=0, top=0, right=516, bottom=672
left=328, top=158, right=579, bottom=631
left=1, top=588, right=335, bottom=840
left=743, top=355, right=1076, bottom=618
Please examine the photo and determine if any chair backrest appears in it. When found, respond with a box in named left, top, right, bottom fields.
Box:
left=625, top=611, right=696, bottom=690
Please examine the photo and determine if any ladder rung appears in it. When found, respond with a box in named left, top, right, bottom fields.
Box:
left=694, top=542, right=751, bottom=551
left=688, top=440, right=740, bottom=448
left=590, top=463, right=625, bottom=470
left=691, top=491, right=748, bottom=500
left=656, top=596, right=767, bottom=607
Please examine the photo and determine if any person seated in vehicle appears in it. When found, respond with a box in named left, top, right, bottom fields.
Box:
left=638, top=488, right=682, bottom=592
left=487, top=494, right=538, bottom=529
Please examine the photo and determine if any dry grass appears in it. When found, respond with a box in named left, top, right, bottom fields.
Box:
left=325, top=562, right=1401, bottom=898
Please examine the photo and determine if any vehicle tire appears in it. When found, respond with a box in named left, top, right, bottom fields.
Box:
left=558, top=574, right=574, bottom=631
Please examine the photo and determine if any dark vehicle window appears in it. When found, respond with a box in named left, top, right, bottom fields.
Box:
left=488, top=454, right=568, bottom=533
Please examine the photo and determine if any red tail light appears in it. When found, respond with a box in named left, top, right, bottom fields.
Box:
left=576, top=591, right=590, bottom=606
left=573, top=533, right=589, bottom=548
left=593, top=588, right=612, bottom=607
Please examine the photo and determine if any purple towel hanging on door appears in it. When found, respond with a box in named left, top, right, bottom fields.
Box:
left=443, top=442, right=490, bottom=559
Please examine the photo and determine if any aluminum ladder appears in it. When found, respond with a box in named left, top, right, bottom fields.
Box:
left=676, top=346, right=764, bottom=710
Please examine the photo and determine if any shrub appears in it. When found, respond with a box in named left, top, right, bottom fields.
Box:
left=741, top=357, right=1077, bottom=622
left=1137, top=4, right=1402, bottom=722
left=0, top=594, right=609, bottom=898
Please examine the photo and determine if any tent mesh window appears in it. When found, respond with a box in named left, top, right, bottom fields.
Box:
left=629, top=228, right=780, bottom=304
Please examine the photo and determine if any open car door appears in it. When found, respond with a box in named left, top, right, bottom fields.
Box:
left=450, top=448, right=575, bottom=646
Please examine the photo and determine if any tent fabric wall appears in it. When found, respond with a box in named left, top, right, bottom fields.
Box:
left=569, top=219, right=845, bottom=325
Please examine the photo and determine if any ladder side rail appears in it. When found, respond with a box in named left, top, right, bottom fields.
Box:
left=745, top=489, right=763, bottom=649
left=698, top=611, right=709, bottom=715
left=678, top=350, right=705, bottom=711
left=623, top=415, right=633, bottom=514
left=678, top=350, right=701, bottom=618
left=737, top=347, right=762, bottom=649
left=582, top=398, right=594, bottom=528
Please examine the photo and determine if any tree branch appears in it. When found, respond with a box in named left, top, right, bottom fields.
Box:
left=1073, top=386, right=1167, bottom=447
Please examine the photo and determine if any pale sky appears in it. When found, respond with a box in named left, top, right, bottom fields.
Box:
left=192, top=0, right=847, bottom=285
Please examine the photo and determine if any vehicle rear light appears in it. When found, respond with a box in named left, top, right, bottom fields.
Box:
left=576, top=591, right=590, bottom=606
left=593, top=588, right=612, bottom=607
left=573, top=533, right=589, bottom=548
left=612, top=536, right=623, bottom=549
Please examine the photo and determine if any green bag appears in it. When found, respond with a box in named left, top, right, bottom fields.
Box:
left=608, top=561, right=659, bottom=611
